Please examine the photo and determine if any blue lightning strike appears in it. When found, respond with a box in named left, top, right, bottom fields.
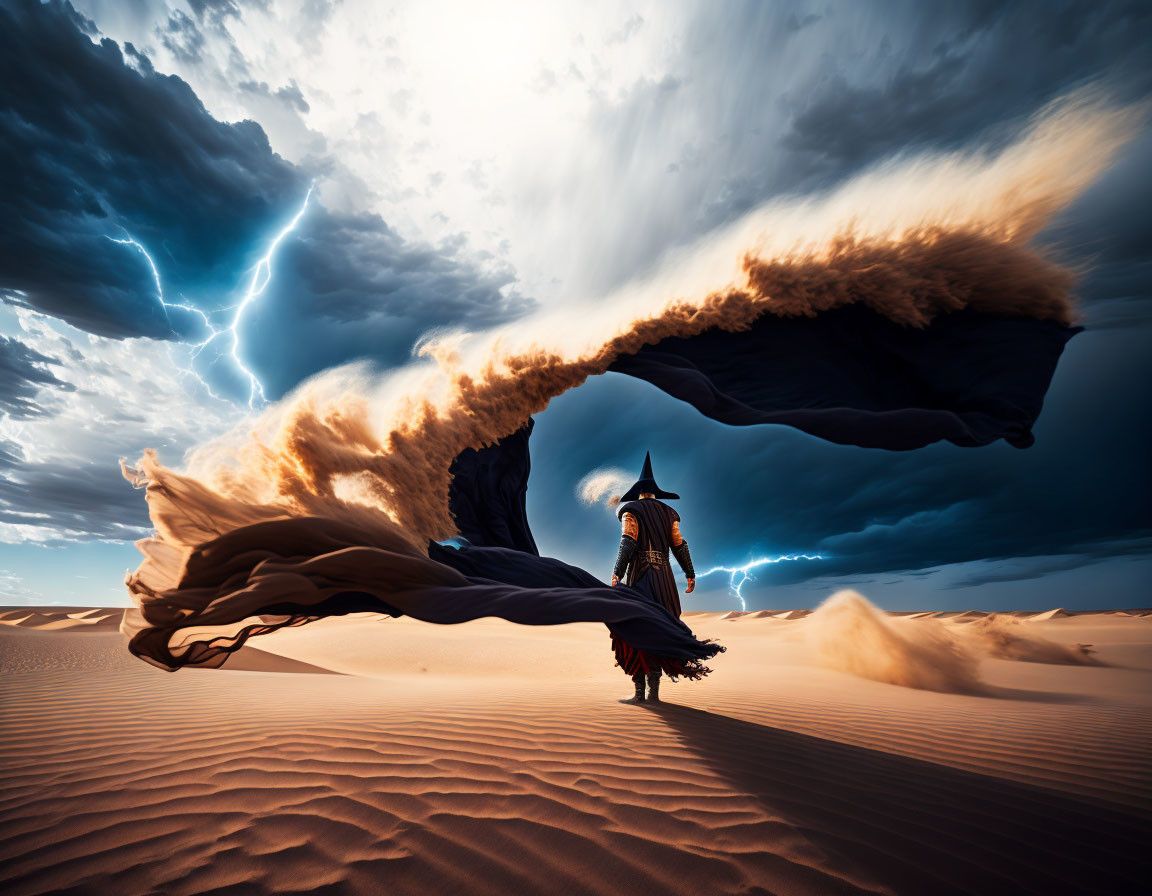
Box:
left=229, top=185, right=314, bottom=405
left=697, top=553, right=825, bottom=610
left=108, top=185, right=314, bottom=407
left=106, top=235, right=212, bottom=331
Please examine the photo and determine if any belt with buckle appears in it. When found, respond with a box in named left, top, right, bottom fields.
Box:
left=641, top=550, right=667, bottom=568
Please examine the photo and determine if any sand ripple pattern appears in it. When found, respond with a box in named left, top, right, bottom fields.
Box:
left=1, top=628, right=1150, bottom=896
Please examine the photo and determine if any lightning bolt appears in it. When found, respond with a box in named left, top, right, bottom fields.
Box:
left=697, top=553, right=825, bottom=610
left=106, top=235, right=211, bottom=331
left=108, top=185, right=314, bottom=407
left=229, top=185, right=314, bottom=405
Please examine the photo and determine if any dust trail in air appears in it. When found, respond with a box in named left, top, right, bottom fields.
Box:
left=965, top=613, right=1103, bottom=665
left=577, top=467, right=634, bottom=508
left=807, top=590, right=985, bottom=693
left=805, top=592, right=1107, bottom=694
left=125, top=89, right=1142, bottom=566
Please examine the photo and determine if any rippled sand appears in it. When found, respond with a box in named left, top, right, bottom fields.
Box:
left=1, top=608, right=1149, bottom=895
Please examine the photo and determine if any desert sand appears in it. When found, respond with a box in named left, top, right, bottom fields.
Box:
left=1, top=605, right=1149, bottom=895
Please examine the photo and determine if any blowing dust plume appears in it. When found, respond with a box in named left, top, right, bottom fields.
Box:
left=965, top=614, right=1103, bottom=665
left=807, top=590, right=985, bottom=693
left=806, top=592, right=1109, bottom=693
left=577, top=467, right=634, bottom=508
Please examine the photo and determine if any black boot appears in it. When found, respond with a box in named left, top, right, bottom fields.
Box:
left=646, top=671, right=661, bottom=703
left=619, top=673, right=645, bottom=704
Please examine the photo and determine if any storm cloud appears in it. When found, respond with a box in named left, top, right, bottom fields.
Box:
left=0, top=0, right=304, bottom=339
left=0, top=334, right=75, bottom=419
left=0, top=0, right=530, bottom=368
left=535, top=1, right=1152, bottom=300
left=0, top=458, right=152, bottom=542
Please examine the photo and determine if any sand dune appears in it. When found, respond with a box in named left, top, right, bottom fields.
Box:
left=938, top=610, right=989, bottom=622
left=1, top=608, right=1149, bottom=895
left=0, top=607, right=122, bottom=632
left=1032, top=608, right=1073, bottom=620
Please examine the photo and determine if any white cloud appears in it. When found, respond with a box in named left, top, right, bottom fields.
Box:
left=0, top=305, right=244, bottom=543
left=0, top=569, right=43, bottom=605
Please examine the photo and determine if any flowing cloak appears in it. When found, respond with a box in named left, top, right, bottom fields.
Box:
left=610, top=499, right=708, bottom=680
left=121, top=303, right=1079, bottom=671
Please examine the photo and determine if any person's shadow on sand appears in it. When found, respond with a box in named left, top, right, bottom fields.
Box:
left=646, top=703, right=1148, bottom=896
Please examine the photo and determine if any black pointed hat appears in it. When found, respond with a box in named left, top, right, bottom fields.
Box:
left=620, top=451, right=679, bottom=502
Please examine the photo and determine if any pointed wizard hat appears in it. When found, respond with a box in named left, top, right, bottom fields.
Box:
left=619, top=451, right=680, bottom=502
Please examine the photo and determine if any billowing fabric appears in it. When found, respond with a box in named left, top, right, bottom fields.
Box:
left=123, top=514, right=721, bottom=673
left=447, top=420, right=539, bottom=555
left=609, top=306, right=1080, bottom=450
left=427, top=307, right=1079, bottom=560
left=121, top=305, right=1078, bottom=672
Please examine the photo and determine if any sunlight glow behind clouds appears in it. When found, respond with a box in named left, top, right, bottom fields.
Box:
left=74, top=1, right=691, bottom=301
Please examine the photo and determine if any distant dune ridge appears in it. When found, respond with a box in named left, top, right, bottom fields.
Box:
left=0, top=607, right=122, bottom=631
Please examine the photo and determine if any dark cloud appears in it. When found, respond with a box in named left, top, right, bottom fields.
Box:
left=0, top=457, right=151, bottom=542
left=783, top=12, right=821, bottom=34
left=942, top=536, right=1152, bottom=588
left=782, top=50, right=970, bottom=172
left=188, top=0, right=244, bottom=24
left=0, top=335, right=75, bottom=419
left=0, top=0, right=531, bottom=400
left=0, top=0, right=305, bottom=338
left=216, top=206, right=532, bottom=399
left=780, top=3, right=1152, bottom=181
left=1045, top=126, right=1152, bottom=304
left=282, top=210, right=527, bottom=326
left=1081, top=296, right=1152, bottom=331
left=238, top=79, right=311, bottom=114
left=157, top=8, right=206, bottom=64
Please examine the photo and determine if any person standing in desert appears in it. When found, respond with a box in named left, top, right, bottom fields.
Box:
left=610, top=452, right=700, bottom=703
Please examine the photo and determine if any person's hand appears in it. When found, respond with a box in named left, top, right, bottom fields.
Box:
left=685, top=578, right=695, bottom=594
left=611, top=574, right=619, bottom=587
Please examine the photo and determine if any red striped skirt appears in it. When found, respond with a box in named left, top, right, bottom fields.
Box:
left=611, top=634, right=712, bottom=681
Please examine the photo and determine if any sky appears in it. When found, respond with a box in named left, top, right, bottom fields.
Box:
left=1, top=0, right=1150, bottom=611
